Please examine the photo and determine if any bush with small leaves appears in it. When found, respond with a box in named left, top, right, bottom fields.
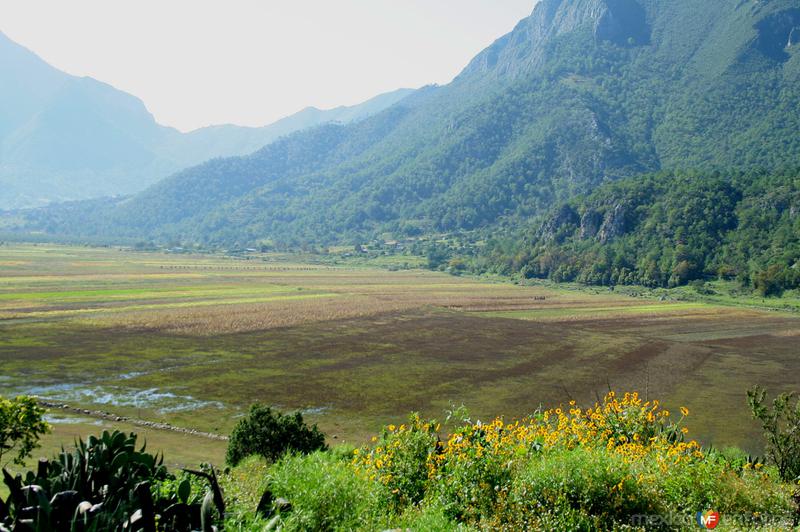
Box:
left=226, top=404, right=327, bottom=466
left=268, top=451, right=385, bottom=531
left=0, top=395, right=49, bottom=467
left=748, top=385, right=800, bottom=482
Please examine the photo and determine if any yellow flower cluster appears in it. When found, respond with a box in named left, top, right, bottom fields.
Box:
left=351, top=413, right=439, bottom=488
left=353, top=392, right=701, bottom=490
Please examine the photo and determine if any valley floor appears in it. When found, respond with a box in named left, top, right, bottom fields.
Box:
left=1, top=243, right=798, bottom=468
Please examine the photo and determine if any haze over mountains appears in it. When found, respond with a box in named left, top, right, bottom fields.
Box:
left=7, top=0, right=800, bottom=290
left=0, top=30, right=413, bottom=209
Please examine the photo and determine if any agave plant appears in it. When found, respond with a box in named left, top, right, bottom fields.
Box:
left=0, top=431, right=207, bottom=531
left=0, top=430, right=287, bottom=531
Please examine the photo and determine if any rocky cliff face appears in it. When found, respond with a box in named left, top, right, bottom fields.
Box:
left=597, top=204, right=628, bottom=243
left=539, top=201, right=628, bottom=244
left=754, top=8, right=800, bottom=60
left=595, top=0, right=650, bottom=47
left=539, top=204, right=579, bottom=241
left=579, top=210, right=603, bottom=239
left=789, top=26, right=800, bottom=47
left=459, top=0, right=649, bottom=79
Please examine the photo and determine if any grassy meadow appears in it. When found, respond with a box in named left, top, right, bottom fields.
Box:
left=1, top=243, right=799, bottom=470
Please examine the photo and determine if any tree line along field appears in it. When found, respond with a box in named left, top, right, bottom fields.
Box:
left=1, top=243, right=798, bottom=469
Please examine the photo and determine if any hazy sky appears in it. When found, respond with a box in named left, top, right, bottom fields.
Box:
left=0, top=1, right=536, bottom=132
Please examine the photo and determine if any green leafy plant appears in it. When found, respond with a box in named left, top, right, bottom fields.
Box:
left=505, top=447, right=658, bottom=530
left=1, top=429, right=289, bottom=531
left=267, top=451, right=384, bottom=531
left=226, top=404, right=327, bottom=466
left=0, top=431, right=224, bottom=531
left=0, top=395, right=49, bottom=467
left=748, top=386, right=800, bottom=482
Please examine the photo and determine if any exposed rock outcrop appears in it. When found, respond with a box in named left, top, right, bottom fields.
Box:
left=597, top=203, right=627, bottom=243
left=580, top=210, right=603, bottom=239
left=460, top=0, right=650, bottom=79
left=540, top=204, right=579, bottom=241
left=789, top=26, right=800, bottom=47
left=595, top=0, right=650, bottom=47
left=755, top=8, right=800, bottom=60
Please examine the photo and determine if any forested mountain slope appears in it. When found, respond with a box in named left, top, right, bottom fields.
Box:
left=476, top=168, right=799, bottom=292
left=15, top=0, right=800, bottom=254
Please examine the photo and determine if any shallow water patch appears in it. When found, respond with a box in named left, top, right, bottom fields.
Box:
left=43, top=413, right=101, bottom=425
left=9, top=382, right=224, bottom=414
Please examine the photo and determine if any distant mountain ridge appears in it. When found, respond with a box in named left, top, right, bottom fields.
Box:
left=0, top=30, right=413, bottom=209
left=12, top=0, right=800, bottom=254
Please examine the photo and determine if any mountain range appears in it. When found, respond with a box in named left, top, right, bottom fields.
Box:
left=0, top=30, right=412, bottom=209
left=7, top=0, right=800, bottom=288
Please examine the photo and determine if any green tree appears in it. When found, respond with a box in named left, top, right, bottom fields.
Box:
left=753, top=264, right=789, bottom=298
left=0, top=395, right=50, bottom=467
left=426, top=243, right=451, bottom=270
left=226, top=404, right=327, bottom=466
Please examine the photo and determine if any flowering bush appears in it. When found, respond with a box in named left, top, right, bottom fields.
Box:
left=349, top=391, right=796, bottom=528
left=351, top=414, right=439, bottom=508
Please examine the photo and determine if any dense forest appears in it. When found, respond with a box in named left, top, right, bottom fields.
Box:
left=473, top=169, right=800, bottom=295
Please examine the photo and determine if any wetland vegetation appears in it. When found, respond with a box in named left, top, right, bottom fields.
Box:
left=1, top=243, right=799, bottom=464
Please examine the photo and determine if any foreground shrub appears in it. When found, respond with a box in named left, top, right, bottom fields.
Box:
left=504, top=447, right=659, bottom=529
left=656, top=456, right=794, bottom=522
left=226, top=404, right=327, bottom=466
left=356, top=392, right=702, bottom=523
left=748, top=385, right=800, bottom=482
left=6, top=391, right=796, bottom=530
left=352, top=413, right=439, bottom=509
left=0, top=395, right=49, bottom=467
left=396, top=502, right=469, bottom=531
left=268, top=451, right=386, bottom=531
left=428, top=418, right=519, bottom=522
